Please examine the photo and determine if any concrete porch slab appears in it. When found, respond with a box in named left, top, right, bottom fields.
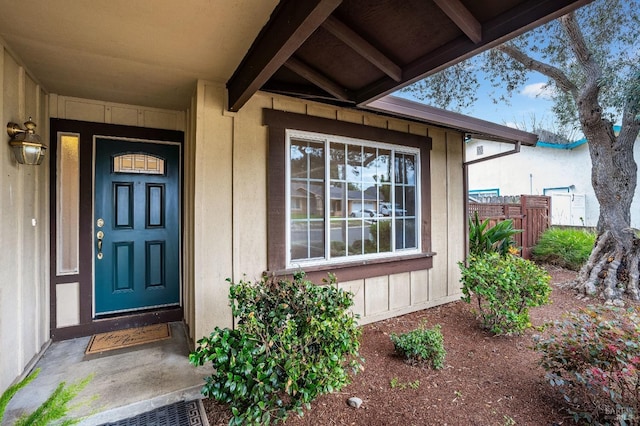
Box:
left=3, top=322, right=210, bottom=426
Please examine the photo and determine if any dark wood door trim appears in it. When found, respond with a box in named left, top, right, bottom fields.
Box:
left=49, top=119, right=184, bottom=339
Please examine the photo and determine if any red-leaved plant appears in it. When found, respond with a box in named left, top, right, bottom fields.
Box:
left=534, top=306, right=639, bottom=425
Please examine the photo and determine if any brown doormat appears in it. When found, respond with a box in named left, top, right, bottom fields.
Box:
left=85, top=323, right=171, bottom=354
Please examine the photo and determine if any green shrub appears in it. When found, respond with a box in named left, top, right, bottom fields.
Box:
left=390, top=323, right=445, bottom=369
left=369, top=220, right=391, bottom=252
left=532, top=227, right=596, bottom=270
left=0, top=368, right=93, bottom=425
left=459, top=253, right=551, bottom=335
left=534, top=306, right=640, bottom=425
left=189, top=272, right=363, bottom=425
left=468, top=212, right=522, bottom=256
left=330, top=240, right=346, bottom=256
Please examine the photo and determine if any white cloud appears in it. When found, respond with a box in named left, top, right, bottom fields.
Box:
left=521, top=82, right=556, bottom=100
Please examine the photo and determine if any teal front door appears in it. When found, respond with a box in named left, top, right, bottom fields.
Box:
left=94, top=138, right=181, bottom=315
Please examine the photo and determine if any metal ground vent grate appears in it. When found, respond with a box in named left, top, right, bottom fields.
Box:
left=99, top=400, right=205, bottom=426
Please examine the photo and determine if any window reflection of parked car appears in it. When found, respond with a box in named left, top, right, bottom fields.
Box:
left=379, top=203, right=407, bottom=216
left=350, top=209, right=379, bottom=218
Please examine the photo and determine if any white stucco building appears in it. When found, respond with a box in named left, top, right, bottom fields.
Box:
left=466, top=128, right=640, bottom=228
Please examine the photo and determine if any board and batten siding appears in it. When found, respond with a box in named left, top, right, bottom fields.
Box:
left=0, top=65, right=465, bottom=394
left=49, top=95, right=186, bottom=131
left=189, top=81, right=465, bottom=342
left=0, top=43, right=50, bottom=392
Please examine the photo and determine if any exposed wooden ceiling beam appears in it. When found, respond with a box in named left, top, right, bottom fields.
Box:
left=432, top=0, right=482, bottom=44
left=321, top=16, right=402, bottom=82
left=263, top=81, right=355, bottom=103
left=355, top=0, right=593, bottom=106
left=284, top=57, right=351, bottom=101
left=226, top=0, right=342, bottom=112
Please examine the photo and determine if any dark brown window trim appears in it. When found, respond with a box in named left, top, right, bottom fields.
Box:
left=264, top=108, right=433, bottom=282
left=273, top=252, right=436, bottom=284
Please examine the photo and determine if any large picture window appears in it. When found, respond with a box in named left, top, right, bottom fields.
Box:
left=265, top=109, right=433, bottom=282
left=287, top=130, right=420, bottom=267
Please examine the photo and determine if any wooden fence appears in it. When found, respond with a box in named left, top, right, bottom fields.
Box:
left=468, top=195, right=551, bottom=259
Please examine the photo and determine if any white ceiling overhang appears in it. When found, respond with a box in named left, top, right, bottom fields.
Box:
left=0, top=0, right=279, bottom=110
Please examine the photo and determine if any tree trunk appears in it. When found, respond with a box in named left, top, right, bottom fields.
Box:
left=562, top=10, right=640, bottom=303
left=575, top=116, right=640, bottom=303
left=492, top=14, right=640, bottom=303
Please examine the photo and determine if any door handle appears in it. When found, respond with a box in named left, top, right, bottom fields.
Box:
left=96, top=230, right=104, bottom=260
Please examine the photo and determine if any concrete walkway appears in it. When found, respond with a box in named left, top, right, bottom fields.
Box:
left=4, top=322, right=210, bottom=425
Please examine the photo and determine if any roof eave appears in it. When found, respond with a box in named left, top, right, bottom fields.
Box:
left=365, top=95, right=538, bottom=146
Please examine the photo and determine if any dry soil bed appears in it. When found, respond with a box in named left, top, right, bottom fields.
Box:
left=202, top=266, right=632, bottom=425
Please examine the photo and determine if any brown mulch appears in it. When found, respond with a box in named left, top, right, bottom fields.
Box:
left=202, top=266, right=627, bottom=426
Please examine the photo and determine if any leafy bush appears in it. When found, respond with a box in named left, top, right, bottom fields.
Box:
left=459, top=253, right=551, bottom=335
left=390, top=323, right=445, bottom=369
left=532, top=227, right=596, bottom=270
left=0, top=368, right=92, bottom=425
left=369, top=220, right=391, bottom=252
left=468, top=212, right=522, bottom=256
left=189, top=272, right=362, bottom=425
left=330, top=240, right=346, bottom=256
left=534, top=306, right=640, bottom=425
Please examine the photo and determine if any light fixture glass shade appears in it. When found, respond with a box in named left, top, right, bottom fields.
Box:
left=7, top=118, right=47, bottom=165
left=10, top=140, right=47, bottom=165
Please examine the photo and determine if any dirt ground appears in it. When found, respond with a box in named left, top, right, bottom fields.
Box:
left=202, top=266, right=629, bottom=425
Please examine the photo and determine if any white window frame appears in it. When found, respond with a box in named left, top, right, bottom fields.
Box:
left=285, top=129, right=421, bottom=269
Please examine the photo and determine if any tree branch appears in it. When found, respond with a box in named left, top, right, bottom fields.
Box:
left=560, top=12, right=603, bottom=123
left=619, top=70, right=640, bottom=144
left=560, top=12, right=600, bottom=77
left=495, top=44, right=578, bottom=99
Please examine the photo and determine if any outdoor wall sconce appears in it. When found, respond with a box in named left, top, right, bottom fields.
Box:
left=6, top=118, right=46, bottom=165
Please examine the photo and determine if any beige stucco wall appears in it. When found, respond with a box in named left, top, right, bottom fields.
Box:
left=189, top=81, right=465, bottom=342
left=0, top=43, right=50, bottom=392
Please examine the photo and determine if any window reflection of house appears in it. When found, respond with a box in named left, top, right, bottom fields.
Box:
left=290, top=182, right=324, bottom=216
left=290, top=183, right=387, bottom=217
left=340, top=186, right=381, bottom=216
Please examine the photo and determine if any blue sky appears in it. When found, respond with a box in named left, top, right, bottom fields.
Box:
left=394, top=74, right=557, bottom=129
left=391, top=0, right=637, bottom=136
